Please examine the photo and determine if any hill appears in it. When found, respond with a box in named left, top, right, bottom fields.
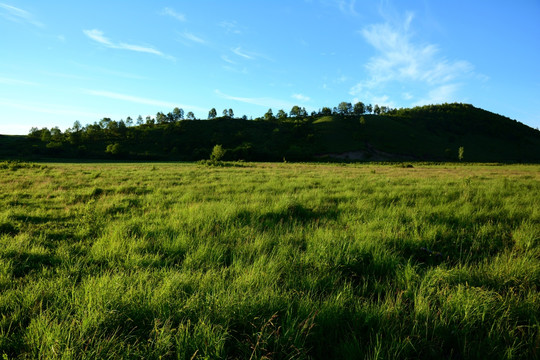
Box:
left=1, top=103, right=539, bottom=162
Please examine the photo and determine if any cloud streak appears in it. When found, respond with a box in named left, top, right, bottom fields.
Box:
left=337, top=0, right=358, bottom=16
left=161, top=7, right=186, bottom=22
left=221, top=55, right=236, bottom=64
left=231, top=47, right=255, bottom=60
left=0, top=77, right=41, bottom=87
left=219, top=20, right=242, bottom=34
left=0, top=3, right=43, bottom=27
left=350, top=12, right=473, bottom=106
left=84, top=89, right=206, bottom=112
left=321, top=0, right=358, bottom=16
left=215, top=90, right=296, bottom=110
left=230, top=47, right=273, bottom=62
left=292, top=93, right=311, bottom=102
left=180, top=32, right=206, bottom=44
left=83, top=29, right=173, bottom=59
left=0, top=98, right=105, bottom=119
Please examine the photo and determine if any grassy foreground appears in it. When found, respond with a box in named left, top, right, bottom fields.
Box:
left=0, top=161, right=538, bottom=359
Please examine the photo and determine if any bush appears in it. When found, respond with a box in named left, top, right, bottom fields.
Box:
left=106, top=143, right=123, bottom=156
left=210, top=144, right=226, bottom=163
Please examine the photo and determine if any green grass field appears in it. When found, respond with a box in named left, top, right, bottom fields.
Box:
left=0, top=161, right=538, bottom=359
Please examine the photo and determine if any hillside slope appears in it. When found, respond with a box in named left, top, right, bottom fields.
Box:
left=1, top=103, right=539, bottom=162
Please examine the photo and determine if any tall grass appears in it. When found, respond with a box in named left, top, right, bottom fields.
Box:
left=0, top=162, right=538, bottom=359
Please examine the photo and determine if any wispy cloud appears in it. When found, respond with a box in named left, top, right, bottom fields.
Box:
left=221, top=55, right=236, bottom=64
left=337, top=0, right=358, bottom=16
left=350, top=12, right=473, bottom=106
left=0, top=77, right=40, bottom=86
left=0, top=3, right=43, bottom=27
left=71, top=62, right=148, bottom=80
left=231, top=47, right=255, bottom=60
left=161, top=7, right=186, bottom=22
left=322, top=0, right=358, bottom=16
left=292, top=93, right=311, bottom=102
left=83, top=29, right=173, bottom=59
left=336, top=75, right=348, bottom=83
left=215, top=90, right=296, bottom=110
left=117, top=42, right=164, bottom=56
left=84, top=89, right=206, bottom=112
left=0, top=98, right=105, bottom=119
left=231, top=47, right=273, bottom=62
left=180, top=32, right=206, bottom=44
left=222, top=65, right=248, bottom=74
left=83, top=29, right=113, bottom=46
left=412, top=84, right=461, bottom=107
left=402, top=92, right=413, bottom=100
left=41, top=71, right=89, bottom=81
left=219, top=20, right=242, bottom=34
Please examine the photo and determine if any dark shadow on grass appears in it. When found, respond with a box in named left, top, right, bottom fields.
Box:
left=10, top=214, right=72, bottom=225
left=234, top=203, right=339, bottom=230
left=5, top=251, right=60, bottom=277
left=0, top=222, right=19, bottom=235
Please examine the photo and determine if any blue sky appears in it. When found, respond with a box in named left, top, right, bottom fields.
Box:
left=1, top=0, right=539, bottom=134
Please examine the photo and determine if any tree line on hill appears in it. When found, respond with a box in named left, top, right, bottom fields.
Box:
left=15, top=102, right=540, bottom=163
left=27, top=101, right=391, bottom=158
left=30, top=100, right=390, bottom=140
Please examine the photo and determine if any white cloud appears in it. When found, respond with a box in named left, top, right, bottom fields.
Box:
left=84, top=89, right=206, bottom=112
left=0, top=98, right=105, bottom=119
left=292, top=93, right=311, bottom=102
left=336, top=75, right=348, bottom=83
left=161, top=7, right=186, bottom=22
left=83, top=29, right=173, bottom=59
left=220, top=20, right=242, bottom=34
left=83, top=29, right=113, bottom=46
left=350, top=13, right=474, bottom=106
left=351, top=90, right=396, bottom=108
left=232, top=47, right=254, bottom=60
left=0, top=77, right=40, bottom=86
left=0, top=3, right=43, bottom=27
left=117, top=42, right=164, bottom=56
left=215, top=90, right=296, bottom=110
left=337, top=0, right=358, bottom=16
left=181, top=32, right=205, bottom=44
left=230, top=47, right=273, bottom=62
left=222, top=65, right=248, bottom=74
left=412, top=84, right=461, bottom=107
left=70, top=62, right=148, bottom=80
left=221, top=55, right=236, bottom=64
left=402, top=92, right=413, bottom=100
left=322, top=0, right=358, bottom=16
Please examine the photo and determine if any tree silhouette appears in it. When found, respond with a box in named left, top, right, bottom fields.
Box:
left=208, top=108, right=217, bottom=119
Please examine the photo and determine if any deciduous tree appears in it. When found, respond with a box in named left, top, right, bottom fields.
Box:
left=338, top=102, right=352, bottom=115
left=290, top=105, right=301, bottom=117
left=366, top=104, right=373, bottom=114
left=156, top=112, right=167, bottom=124
left=320, top=107, right=332, bottom=116
left=173, top=107, right=184, bottom=121
left=353, top=102, right=365, bottom=115
left=264, top=108, right=274, bottom=121
left=208, top=108, right=217, bottom=119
